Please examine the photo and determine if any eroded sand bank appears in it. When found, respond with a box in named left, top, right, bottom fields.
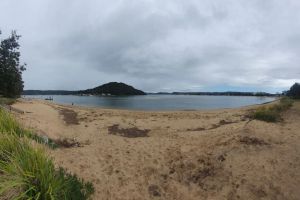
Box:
left=12, top=99, right=300, bottom=200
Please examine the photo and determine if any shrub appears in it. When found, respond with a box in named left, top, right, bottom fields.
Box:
left=251, top=97, right=293, bottom=122
left=57, top=168, right=95, bottom=200
left=0, top=135, right=65, bottom=199
left=279, top=97, right=293, bottom=109
left=252, top=107, right=279, bottom=122
left=0, top=135, right=94, bottom=199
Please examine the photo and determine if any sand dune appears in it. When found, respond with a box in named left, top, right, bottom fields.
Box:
left=12, top=99, right=300, bottom=200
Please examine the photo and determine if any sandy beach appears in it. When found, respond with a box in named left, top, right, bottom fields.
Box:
left=11, top=98, right=300, bottom=200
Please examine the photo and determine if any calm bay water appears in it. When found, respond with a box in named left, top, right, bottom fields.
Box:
left=24, top=95, right=277, bottom=111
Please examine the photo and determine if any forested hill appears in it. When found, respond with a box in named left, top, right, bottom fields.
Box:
left=23, top=82, right=146, bottom=96
left=77, top=82, right=146, bottom=95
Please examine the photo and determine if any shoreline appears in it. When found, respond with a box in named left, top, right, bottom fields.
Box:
left=10, top=98, right=300, bottom=200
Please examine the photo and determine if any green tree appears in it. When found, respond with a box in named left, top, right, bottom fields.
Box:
left=0, top=30, right=26, bottom=98
left=287, top=83, right=300, bottom=99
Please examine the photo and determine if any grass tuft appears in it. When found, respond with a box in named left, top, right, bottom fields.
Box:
left=252, top=107, right=279, bottom=122
left=0, top=108, right=94, bottom=199
left=251, top=97, right=293, bottom=122
left=0, top=108, right=58, bottom=149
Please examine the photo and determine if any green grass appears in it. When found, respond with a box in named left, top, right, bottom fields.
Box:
left=251, top=97, right=294, bottom=122
left=0, top=108, right=94, bottom=199
left=0, top=108, right=58, bottom=149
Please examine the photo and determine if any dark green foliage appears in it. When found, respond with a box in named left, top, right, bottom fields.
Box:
left=251, top=97, right=293, bottom=122
left=77, top=82, right=146, bottom=96
left=58, top=168, right=95, bottom=200
left=286, top=83, right=300, bottom=99
left=23, top=82, right=146, bottom=96
left=0, top=30, right=26, bottom=98
left=0, top=136, right=94, bottom=200
left=252, top=108, right=279, bottom=122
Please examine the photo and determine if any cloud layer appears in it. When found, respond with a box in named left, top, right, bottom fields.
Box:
left=1, top=0, right=300, bottom=92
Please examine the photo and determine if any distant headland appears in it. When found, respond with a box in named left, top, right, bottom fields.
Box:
left=23, top=82, right=146, bottom=96
left=150, top=91, right=277, bottom=97
left=23, top=82, right=280, bottom=97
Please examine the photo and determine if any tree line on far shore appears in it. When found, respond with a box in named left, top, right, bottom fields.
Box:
left=0, top=30, right=26, bottom=98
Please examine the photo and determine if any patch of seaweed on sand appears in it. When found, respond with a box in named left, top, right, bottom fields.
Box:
left=239, top=136, right=269, bottom=146
left=187, top=119, right=239, bottom=132
left=108, top=124, right=150, bottom=138
left=59, top=108, right=79, bottom=125
left=54, top=138, right=81, bottom=148
left=161, top=148, right=229, bottom=193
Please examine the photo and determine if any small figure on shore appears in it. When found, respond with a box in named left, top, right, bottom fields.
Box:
left=72, top=103, right=74, bottom=106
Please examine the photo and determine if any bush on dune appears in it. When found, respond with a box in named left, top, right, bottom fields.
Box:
left=0, top=109, right=94, bottom=200
left=251, top=97, right=293, bottom=122
left=252, top=107, right=279, bottom=122
left=0, top=135, right=62, bottom=199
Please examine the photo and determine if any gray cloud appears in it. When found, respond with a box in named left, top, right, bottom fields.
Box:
left=0, top=0, right=300, bottom=92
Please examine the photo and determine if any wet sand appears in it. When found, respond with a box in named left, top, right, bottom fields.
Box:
left=12, top=98, right=300, bottom=200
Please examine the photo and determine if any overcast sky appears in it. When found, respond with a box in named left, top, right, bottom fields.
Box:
left=1, top=0, right=300, bottom=92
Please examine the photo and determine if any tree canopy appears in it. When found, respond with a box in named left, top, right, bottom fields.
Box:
left=287, top=83, right=300, bottom=99
left=0, top=30, right=26, bottom=98
left=78, top=82, right=146, bottom=96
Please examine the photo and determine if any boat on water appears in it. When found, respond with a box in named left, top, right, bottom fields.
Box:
left=45, top=97, right=53, bottom=101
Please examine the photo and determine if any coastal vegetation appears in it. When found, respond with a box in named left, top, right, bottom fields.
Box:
left=286, top=82, right=300, bottom=99
left=0, top=31, right=26, bottom=98
left=0, top=108, right=94, bottom=199
left=0, top=102, right=58, bottom=149
left=252, top=82, right=300, bottom=122
left=0, top=97, right=16, bottom=105
left=251, top=97, right=293, bottom=122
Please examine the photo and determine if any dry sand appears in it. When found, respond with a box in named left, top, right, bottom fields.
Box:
left=12, top=99, right=300, bottom=200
